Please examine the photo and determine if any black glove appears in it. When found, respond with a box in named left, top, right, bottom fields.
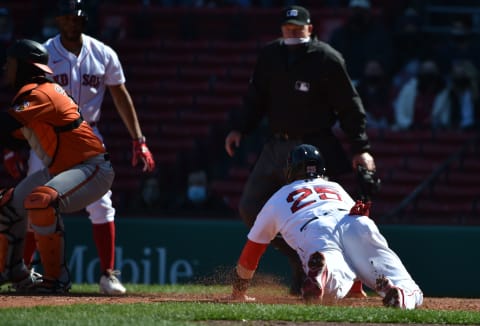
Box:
left=356, top=165, right=381, bottom=201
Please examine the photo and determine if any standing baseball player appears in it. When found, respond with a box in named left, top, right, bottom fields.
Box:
left=12, top=0, right=155, bottom=295
left=229, top=144, right=423, bottom=309
left=0, top=39, right=114, bottom=293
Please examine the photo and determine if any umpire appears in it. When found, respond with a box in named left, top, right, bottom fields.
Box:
left=224, top=5, right=376, bottom=294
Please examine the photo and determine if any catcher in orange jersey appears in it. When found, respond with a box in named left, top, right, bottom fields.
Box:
left=14, top=0, right=155, bottom=295
left=0, top=39, right=114, bottom=293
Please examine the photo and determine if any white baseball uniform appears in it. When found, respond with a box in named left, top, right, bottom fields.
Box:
left=247, top=177, right=423, bottom=309
left=27, top=34, right=125, bottom=223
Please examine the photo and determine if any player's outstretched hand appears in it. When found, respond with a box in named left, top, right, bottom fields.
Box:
left=225, top=292, right=256, bottom=302
left=132, top=137, right=155, bottom=172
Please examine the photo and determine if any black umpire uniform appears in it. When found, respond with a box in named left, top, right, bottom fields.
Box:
left=233, top=37, right=371, bottom=227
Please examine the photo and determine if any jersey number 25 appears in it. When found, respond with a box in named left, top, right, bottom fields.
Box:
left=286, top=186, right=341, bottom=213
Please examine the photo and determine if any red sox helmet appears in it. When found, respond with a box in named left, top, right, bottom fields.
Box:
left=286, top=144, right=326, bottom=183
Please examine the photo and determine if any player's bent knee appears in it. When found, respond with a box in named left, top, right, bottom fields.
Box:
left=24, top=186, right=58, bottom=209
left=24, top=186, right=59, bottom=228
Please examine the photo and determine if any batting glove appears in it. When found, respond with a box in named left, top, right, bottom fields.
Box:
left=132, top=136, right=155, bottom=172
left=3, top=149, right=26, bottom=179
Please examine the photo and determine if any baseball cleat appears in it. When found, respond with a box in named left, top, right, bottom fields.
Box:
left=99, top=270, right=126, bottom=295
left=383, top=287, right=403, bottom=308
left=9, top=268, right=43, bottom=293
left=301, top=252, right=326, bottom=301
left=32, top=277, right=72, bottom=294
left=375, top=275, right=404, bottom=309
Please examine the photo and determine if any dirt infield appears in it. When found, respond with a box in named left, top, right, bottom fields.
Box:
left=1, top=289, right=480, bottom=311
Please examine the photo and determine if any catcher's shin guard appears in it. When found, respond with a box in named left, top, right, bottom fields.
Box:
left=34, top=232, right=64, bottom=279
left=0, top=188, right=29, bottom=280
left=24, top=186, right=67, bottom=280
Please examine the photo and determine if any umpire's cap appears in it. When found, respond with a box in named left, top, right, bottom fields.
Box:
left=57, top=0, right=87, bottom=18
left=6, top=39, right=53, bottom=74
left=282, top=5, right=311, bottom=26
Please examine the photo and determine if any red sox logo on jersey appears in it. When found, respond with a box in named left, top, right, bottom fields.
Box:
left=53, top=73, right=101, bottom=88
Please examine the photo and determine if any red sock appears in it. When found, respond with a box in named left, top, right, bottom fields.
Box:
left=350, top=280, right=364, bottom=292
left=346, top=280, right=367, bottom=298
left=92, top=221, right=115, bottom=273
left=23, top=231, right=37, bottom=267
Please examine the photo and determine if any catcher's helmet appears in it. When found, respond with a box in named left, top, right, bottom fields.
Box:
left=57, top=0, right=87, bottom=18
left=286, top=144, right=326, bottom=183
left=6, top=39, right=53, bottom=74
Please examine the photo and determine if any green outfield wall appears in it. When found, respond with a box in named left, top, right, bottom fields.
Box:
left=59, top=217, right=479, bottom=297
